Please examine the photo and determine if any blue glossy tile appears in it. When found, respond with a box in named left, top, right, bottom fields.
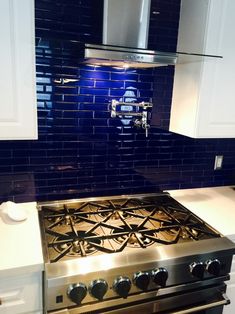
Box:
left=93, top=96, right=109, bottom=104
left=78, top=103, right=108, bottom=111
left=125, top=81, right=152, bottom=90
left=96, top=80, right=124, bottom=89
left=62, top=111, right=91, bottom=118
left=139, top=90, right=153, bottom=97
left=94, top=111, right=110, bottom=118
left=80, top=69, right=110, bottom=80
left=78, top=79, right=95, bottom=87
left=111, top=73, right=138, bottom=81
left=0, top=0, right=234, bottom=202
left=109, top=89, right=126, bottom=97
left=80, top=88, right=109, bottom=96
left=54, top=86, right=78, bottom=94
left=139, top=74, right=155, bottom=83
left=64, top=95, right=93, bottom=102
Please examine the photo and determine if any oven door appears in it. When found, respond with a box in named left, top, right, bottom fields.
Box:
left=103, top=290, right=229, bottom=314
left=49, top=283, right=230, bottom=314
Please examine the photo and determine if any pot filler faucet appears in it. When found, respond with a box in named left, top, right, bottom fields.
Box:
left=110, top=99, right=153, bottom=137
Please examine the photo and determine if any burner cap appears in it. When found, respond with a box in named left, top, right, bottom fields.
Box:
left=112, top=224, right=154, bottom=248
left=97, top=202, right=133, bottom=219
left=53, top=231, right=102, bottom=258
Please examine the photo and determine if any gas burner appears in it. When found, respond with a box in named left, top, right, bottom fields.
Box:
left=157, top=226, right=190, bottom=243
left=93, top=200, right=137, bottom=219
left=98, top=208, right=132, bottom=219
left=44, top=204, right=90, bottom=228
left=47, top=214, right=78, bottom=226
left=52, top=231, right=102, bottom=260
left=39, top=194, right=222, bottom=263
left=159, top=219, right=218, bottom=242
left=112, top=224, right=155, bottom=248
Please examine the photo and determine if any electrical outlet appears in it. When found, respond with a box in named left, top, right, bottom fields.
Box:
left=214, top=155, right=223, bottom=170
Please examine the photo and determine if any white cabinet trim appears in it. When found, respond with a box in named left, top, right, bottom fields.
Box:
left=0, top=0, right=37, bottom=140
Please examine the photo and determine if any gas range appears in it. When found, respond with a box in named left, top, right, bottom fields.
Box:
left=38, top=192, right=235, bottom=314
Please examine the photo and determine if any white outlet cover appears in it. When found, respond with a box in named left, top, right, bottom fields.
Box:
left=214, top=155, right=223, bottom=170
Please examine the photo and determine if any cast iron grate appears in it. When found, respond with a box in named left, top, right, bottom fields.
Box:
left=40, top=195, right=221, bottom=262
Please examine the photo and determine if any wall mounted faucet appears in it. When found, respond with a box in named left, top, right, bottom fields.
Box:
left=110, top=99, right=153, bottom=137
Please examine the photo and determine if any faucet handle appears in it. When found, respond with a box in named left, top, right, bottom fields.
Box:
left=143, top=123, right=150, bottom=137
left=133, top=119, right=142, bottom=127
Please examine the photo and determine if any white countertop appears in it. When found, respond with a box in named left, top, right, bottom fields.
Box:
left=167, top=186, right=235, bottom=240
left=0, top=202, right=44, bottom=277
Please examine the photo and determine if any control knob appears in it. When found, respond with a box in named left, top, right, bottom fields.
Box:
left=67, top=283, right=87, bottom=304
left=190, top=262, right=205, bottom=279
left=88, top=279, right=108, bottom=301
left=152, top=268, right=168, bottom=287
left=205, top=259, right=221, bottom=276
left=113, top=276, right=131, bottom=298
left=133, top=271, right=150, bottom=291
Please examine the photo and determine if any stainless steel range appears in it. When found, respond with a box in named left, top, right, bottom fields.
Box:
left=38, top=192, right=235, bottom=314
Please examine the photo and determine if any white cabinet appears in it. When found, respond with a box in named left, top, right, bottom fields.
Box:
left=170, top=0, right=235, bottom=138
left=0, top=0, right=37, bottom=140
left=0, top=202, right=44, bottom=313
left=0, top=272, right=42, bottom=314
left=224, top=271, right=235, bottom=313
left=223, top=257, right=235, bottom=313
left=223, top=234, right=235, bottom=314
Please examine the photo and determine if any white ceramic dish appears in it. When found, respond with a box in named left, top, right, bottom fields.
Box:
left=0, top=201, right=28, bottom=221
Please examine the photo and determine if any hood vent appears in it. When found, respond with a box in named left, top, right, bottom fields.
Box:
left=84, top=0, right=177, bottom=68
left=84, top=44, right=177, bottom=68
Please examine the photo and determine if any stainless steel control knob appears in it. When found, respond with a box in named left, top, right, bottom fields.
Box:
left=67, top=283, right=87, bottom=305
left=205, top=259, right=221, bottom=276
left=152, top=267, right=168, bottom=287
left=189, top=262, right=205, bottom=279
left=88, top=279, right=108, bottom=301
left=113, top=276, right=131, bottom=298
left=133, top=271, right=150, bottom=291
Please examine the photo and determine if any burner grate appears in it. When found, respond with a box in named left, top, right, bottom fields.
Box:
left=40, top=196, right=221, bottom=262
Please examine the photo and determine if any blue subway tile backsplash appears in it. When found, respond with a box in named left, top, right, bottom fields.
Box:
left=0, top=0, right=234, bottom=202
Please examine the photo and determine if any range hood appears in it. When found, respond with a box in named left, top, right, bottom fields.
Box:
left=84, top=0, right=222, bottom=69
left=84, top=0, right=177, bottom=68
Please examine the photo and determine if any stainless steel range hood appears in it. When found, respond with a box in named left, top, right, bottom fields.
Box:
left=84, top=0, right=177, bottom=68
left=84, top=44, right=178, bottom=68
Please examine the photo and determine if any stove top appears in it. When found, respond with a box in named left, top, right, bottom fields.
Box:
left=38, top=193, right=221, bottom=263
left=39, top=193, right=235, bottom=313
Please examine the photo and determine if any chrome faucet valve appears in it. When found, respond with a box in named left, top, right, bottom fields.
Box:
left=110, top=99, right=152, bottom=137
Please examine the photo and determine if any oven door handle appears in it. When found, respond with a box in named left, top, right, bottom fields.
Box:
left=171, top=293, right=230, bottom=314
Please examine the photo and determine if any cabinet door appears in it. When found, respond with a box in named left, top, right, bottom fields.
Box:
left=223, top=272, right=235, bottom=313
left=196, top=0, right=235, bottom=138
left=0, top=272, right=42, bottom=314
left=223, top=282, right=235, bottom=314
left=170, top=0, right=235, bottom=138
left=0, top=0, right=37, bottom=140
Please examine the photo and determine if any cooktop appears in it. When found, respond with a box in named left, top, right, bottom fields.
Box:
left=38, top=193, right=221, bottom=263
